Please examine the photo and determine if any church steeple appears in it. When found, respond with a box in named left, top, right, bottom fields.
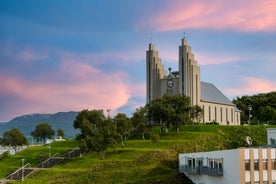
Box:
left=178, top=37, right=201, bottom=105
left=146, top=42, right=166, bottom=103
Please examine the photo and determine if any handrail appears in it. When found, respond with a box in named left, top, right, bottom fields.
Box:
left=39, top=153, right=58, bottom=168
left=5, top=163, right=30, bottom=180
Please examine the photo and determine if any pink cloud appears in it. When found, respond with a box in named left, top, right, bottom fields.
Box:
left=196, top=53, right=242, bottom=65
left=138, top=0, right=276, bottom=32
left=0, top=61, right=132, bottom=120
left=224, top=77, right=276, bottom=97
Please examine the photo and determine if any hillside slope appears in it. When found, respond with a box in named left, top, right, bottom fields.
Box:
left=1, top=125, right=269, bottom=184
left=0, top=111, right=79, bottom=139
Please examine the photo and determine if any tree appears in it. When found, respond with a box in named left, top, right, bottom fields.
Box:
left=2, top=128, right=28, bottom=153
left=190, top=105, right=204, bottom=123
left=31, top=123, right=55, bottom=144
left=233, top=92, right=276, bottom=124
left=57, top=128, right=65, bottom=138
left=74, top=109, right=120, bottom=159
left=147, top=94, right=192, bottom=130
left=113, top=113, right=132, bottom=148
left=131, top=106, right=148, bottom=140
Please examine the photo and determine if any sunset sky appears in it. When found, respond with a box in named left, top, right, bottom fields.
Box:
left=1, top=0, right=276, bottom=121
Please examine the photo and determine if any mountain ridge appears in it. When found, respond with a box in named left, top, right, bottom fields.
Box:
left=0, top=111, right=79, bottom=139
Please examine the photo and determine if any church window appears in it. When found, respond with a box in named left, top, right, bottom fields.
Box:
left=226, top=108, right=228, bottom=124
left=231, top=109, right=233, bottom=123
left=202, top=105, right=205, bottom=123
left=220, top=107, right=223, bottom=122
left=215, top=107, right=217, bottom=122
left=196, top=74, right=198, bottom=104
left=209, top=106, right=211, bottom=121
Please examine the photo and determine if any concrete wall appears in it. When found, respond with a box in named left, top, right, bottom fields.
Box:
left=201, top=101, right=240, bottom=125
left=179, top=149, right=240, bottom=184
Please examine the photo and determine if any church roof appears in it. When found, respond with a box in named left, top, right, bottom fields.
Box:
left=201, top=82, right=233, bottom=105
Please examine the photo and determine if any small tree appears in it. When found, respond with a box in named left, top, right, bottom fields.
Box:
left=113, top=113, right=132, bottom=148
left=74, top=109, right=120, bottom=159
left=57, top=128, right=65, bottom=138
left=2, top=128, right=28, bottom=153
left=131, top=106, right=148, bottom=140
left=31, top=123, right=55, bottom=144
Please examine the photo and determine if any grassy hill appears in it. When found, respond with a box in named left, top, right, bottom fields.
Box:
left=1, top=125, right=270, bottom=184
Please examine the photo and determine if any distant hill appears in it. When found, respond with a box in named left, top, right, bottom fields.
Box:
left=0, top=111, right=79, bottom=140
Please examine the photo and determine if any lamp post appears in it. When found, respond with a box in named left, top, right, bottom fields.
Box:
left=248, top=105, right=252, bottom=125
left=106, top=109, right=111, bottom=118
left=21, top=159, right=25, bottom=181
left=48, top=143, right=51, bottom=157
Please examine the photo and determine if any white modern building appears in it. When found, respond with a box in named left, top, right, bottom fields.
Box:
left=146, top=38, right=240, bottom=125
left=179, top=129, right=276, bottom=184
left=179, top=147, right=276, bottom=184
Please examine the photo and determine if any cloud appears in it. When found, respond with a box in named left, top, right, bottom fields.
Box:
left=0, top=60, right=132, bottom=120
left=137, top=0, right=276, bottom=32
left=224, top=77, right=276, bottom=97
left=196, top=53, right=242, bottom=65
left=0, top=40, right=48, bottom=62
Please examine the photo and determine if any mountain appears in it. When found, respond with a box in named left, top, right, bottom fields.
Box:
left=0, top=111, right=79, bottom=140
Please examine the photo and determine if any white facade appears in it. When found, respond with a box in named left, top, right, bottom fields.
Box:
left=179, top=148, right=276, bottom=184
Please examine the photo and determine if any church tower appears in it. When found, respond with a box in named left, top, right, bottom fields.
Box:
left=178, top=38, right=201, bottom=106
left=146, top=43, right=166, bottom=103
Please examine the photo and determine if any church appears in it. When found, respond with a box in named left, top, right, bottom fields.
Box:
left=146, top=38, right=240, bottom=125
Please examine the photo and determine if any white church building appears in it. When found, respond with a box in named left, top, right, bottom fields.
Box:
left=146, top=38, right=240, bottom=125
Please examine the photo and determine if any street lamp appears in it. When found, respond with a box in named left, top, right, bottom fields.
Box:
left=48, top=143, right=51, bottom=157
left=248, top=105, right=252, bottom=125
left=106, top=109, right=111, bottom=118
left=22, top=159, right=25, bottom=181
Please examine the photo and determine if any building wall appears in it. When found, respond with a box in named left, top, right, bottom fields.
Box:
left=179, top=149, right=240, bottom=184
left=201, top=101, right=240, bottom=125
left=179, top=148, right=276, bottom=184
left=242, top=148, right=276, bottom=184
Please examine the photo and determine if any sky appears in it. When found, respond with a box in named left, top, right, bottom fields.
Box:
left=0, top=0, right=276, bottom=121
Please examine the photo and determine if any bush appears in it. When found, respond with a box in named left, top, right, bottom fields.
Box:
left=0, top=151, right=9, bottom=161
left=150, top=133, right=160, bottom=144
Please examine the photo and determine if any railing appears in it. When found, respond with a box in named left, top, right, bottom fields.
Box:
left=66, top=147, right=81, bottom=158
left=6, top=163, right=32, bottom=180
left=180, top=165, right=223, bottom=176
left=37, top=153, right=60, bottom=168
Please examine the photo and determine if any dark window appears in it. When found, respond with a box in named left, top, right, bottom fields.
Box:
left=263, top=159, right=268, bottom=170
left=272, top=160, right=276, bottom=170
left=254, top=160, right=259, bottom=171
left=245, top=160, right=250, bottom=171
